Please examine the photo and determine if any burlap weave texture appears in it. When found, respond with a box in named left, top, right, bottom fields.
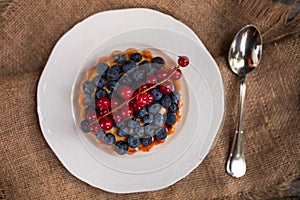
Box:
left=0, top=0, right=299, bottom=199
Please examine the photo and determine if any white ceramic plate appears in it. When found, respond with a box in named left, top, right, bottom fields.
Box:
left=37, top=8, right=224, bottom=193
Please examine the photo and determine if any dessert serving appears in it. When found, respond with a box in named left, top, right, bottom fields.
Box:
left=79, top=48, right=189, bottom=155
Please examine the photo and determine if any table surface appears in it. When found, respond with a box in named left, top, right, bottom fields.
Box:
left=0, top=0, right=300, bottom=199
left=272, top=1, right=300, bottom=198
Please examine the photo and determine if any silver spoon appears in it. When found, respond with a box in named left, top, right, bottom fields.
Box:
left=226, top=25, right=262, bottom=178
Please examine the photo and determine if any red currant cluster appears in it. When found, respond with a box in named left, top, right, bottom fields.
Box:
left=102, top=55, right=188, bottom=127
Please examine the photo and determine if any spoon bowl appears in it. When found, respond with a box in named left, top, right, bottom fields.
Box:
left=226, top=25, right=262, bottom=178
left=228, top=25, right=262, bottom=77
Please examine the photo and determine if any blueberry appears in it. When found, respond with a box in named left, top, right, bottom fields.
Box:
left=151, top=62, right=164, bottom=70
left=131, top=53, right=142, bottom=62
left=127, top=134, right=141, bottom=148
left=127, top=119, right=140, bottom=129
left=144, top=124, right=155, bottom=135
left=148, top=103, right=161, bottom=115
left=150, top=66, right=159, bottom=74
left=151, top=57, right=165, bottom=65
left=135, top=107, right=147, bottom=118
left=106, top=68, right=120, bottom=81
left=103, top=133, right=115, bottom=146
left=160, top=94, right=172, bottom=108
left=169, top=103, right=179, bottom=113
left=96, top=130, right=106, bottom=141
left=111, top=64, right=121, bottom=73
left=122, top=118, right=131, bottom=125
left=115, top=123, right=123, bottom=129
left=115, top=141, right=128, bottom=155
left=107, top=93, right=112, bottom=99
left=141, top=135, right=153, bottom=146
left=134, top=126, right=144, bottom=135
left=93, top=75, right=106, bottom=88
left=130, top=68, right=145, bottom=82
left=83, top=81, right=95, bottom=94
left=119, top=126, right=130, bottom=135
left=169, top=91, right=180, bottom=103
left=83, top=95, right=94, bottom=105
left=155, top=127, right=167, bottom=140
left=122, top=60, right=136, bottom=72
left=117, top=128, right=129, bottom=137
left=166, top=113, right=176, bottom=125
left=153, top=113, right=164, bottom=126
left=107, top=81, right=117, bottom=91
left=146, top=104, right=152, bottom=112
left=97, top=62, right=109, bottom=75
left=119, top=74, right=133, bottom=86
left=139, top=60, right=150, bottom=67
left=95, top=89, right=107, bottom=99
left=85, top=105, right=96, bottom=115
left=93, top=76, right=101, bottom=85
left=114, top=54, right=127, bottom=64
left=150, top=88, right=163, bottom=101
left=142, top=114, right=153, bottom=124
left=141, top=62, right=156, bottom=75
left=80, top=119, right=90, bottom=133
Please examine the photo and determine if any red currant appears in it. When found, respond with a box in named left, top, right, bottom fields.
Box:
left=171, top=68, right=182, bottom=80
left=98, top=109, right=109, bottom=116
left=97, top=97, right=111, bottom=110
left=88, top=122, right=101, bottom=133
left=120, top=86, right=133, bottom=99
left=146, top=74, right=158, bottom=85
left=110, top=98, right=120, bottom=109
left=132, top=103, right=143, bottom=111
left=87, top=110, right=97, bottom=122
left=128, top=107, right=134, bottom=116
left=156, top=69, right=169, bottom=81
left=132, top=90, right=139, bottom=98
left=147, top=92, right=155, bottom=104
left=112, top=112, right=123, bottom=124
left=136, top=93, right=149, bottom=107
left=139, top=84, right=148, bottom=92
left=160, top=81, right=174, bottom=94
left=99, top=117, right=113, bottom=131
left=178, top=56, right=189, bottom=67
left=120, top=106, right=133, bottom=118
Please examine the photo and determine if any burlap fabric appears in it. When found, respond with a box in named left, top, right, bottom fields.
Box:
left=0, top=0, right=299, bottom=199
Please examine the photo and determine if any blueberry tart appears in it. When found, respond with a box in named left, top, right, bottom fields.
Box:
left=79, top=48, right=189, bottom=155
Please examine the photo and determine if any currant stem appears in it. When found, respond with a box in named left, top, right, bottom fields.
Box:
left=100, top=65, right=180, bottom=119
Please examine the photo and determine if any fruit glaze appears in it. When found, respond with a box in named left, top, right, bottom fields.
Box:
left=79, top=48, right=189, bottom=155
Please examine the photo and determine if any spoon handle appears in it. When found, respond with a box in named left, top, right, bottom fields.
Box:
left=226, top=77, right=246, bottom=178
